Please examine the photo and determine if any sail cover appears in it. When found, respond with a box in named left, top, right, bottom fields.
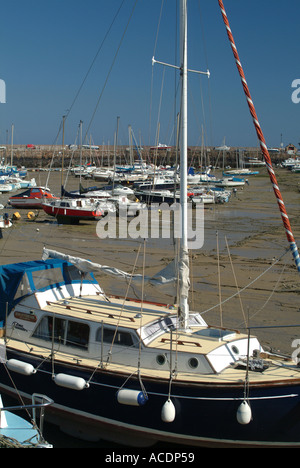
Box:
left=42, top=247, right=189, bottom=298
left=0, top=258, right=92, bottom=322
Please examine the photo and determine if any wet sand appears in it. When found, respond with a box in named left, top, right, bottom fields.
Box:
left=1, top=166, right=300, bottom=354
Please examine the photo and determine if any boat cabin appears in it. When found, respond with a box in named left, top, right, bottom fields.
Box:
left=10, top=187, right=55, bottom=200
left=1, top=259, right=263, bottom=377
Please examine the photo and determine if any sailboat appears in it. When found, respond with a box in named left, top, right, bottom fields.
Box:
left=41, top=197, right=105, bottom=223
left=1, top=1, right=300, bottom=448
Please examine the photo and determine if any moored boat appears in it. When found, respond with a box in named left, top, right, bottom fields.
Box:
left=0, top=213, right=12, bottom=229
left=0, top=392, right=53, bottom=448
left=213, top=176, right=246, bottom=187
left=0, top=0, right=300, bottom=449
left=42, top=197, right=104, bottom=223
left=9, top=187, right=58, bottom=209
left=1, top=249, right=300, bottom=447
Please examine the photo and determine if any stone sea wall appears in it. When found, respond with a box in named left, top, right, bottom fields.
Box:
left=2, top=145, right=291, bottom=169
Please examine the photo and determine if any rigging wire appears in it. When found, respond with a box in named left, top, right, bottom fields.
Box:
left=149, top=0, right=165, bottom=146
left=225, top=235, right=247, bottom=327
left=83, top=0, right=139, bottom=144
left=216, top=231, right=223, bottom=327
left=196, top=0, right=214, bottom=146
left=106, top=243, right=142, bottom=365
left=200, top=247, right=291, bottom=317
left=63, top=0, right=127, bottom=126
left=236, top=262, right=287, bottom=329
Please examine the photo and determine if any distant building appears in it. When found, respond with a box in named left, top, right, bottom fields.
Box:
left=285, top=143, right=297, bottom=154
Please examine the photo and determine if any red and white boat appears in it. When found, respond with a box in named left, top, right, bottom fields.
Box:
left=42, top=198, right=104, bottom=223
left=8, top=187, right=57, bottom=209
left=0, top=213, right=12, bottom=229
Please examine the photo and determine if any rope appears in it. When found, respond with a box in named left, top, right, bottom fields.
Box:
left=225, top=235, right=247, bottom=326
left=83, top=0, right=139, bottom=143
left=106, top=244, right=142, bottom=364
left=0, top=434, right=38, bottom=448
left=200, top=247, right=290, bottom=316
left=218, top=0, right=300, bottom=273
left=236, top=261, right=287, bottom=328
left=216, top=231, right=223, bottom=327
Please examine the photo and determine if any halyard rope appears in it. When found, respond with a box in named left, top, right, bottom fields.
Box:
left=218, top=0, right=300, bottom=273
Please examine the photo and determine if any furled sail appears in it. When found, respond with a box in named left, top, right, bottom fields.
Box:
left=42, top=247, right=189, bottom=298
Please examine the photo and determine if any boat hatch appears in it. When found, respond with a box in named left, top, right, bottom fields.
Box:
left=193, top=328, right=236, bottom=341
left=140, top=313, right=206, bottom=345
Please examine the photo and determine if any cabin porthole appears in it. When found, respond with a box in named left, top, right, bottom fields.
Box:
left=156, top=354, right=166, bottom=366
left=188, top=357, right=199, bottom=369
left=231, top=345, right=239, bottom=355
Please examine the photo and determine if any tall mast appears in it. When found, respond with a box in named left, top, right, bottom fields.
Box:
left=152, top=1, right=209, bottom=331
left=10, top=123, right=14, bottom=166
left=179, top=0, right=189, bottom=330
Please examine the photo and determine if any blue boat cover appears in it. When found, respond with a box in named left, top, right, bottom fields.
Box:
left=0, top=259, right=96, bottom=322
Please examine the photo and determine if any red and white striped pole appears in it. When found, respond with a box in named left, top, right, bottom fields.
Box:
left=218, top=0, right=300, bottom=272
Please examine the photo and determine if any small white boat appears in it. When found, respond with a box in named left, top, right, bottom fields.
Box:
left=0, top=393, right=53, bottom=448
left=214, top=177, right=246, bottom=187
left=0, top=177, right=37, bottom=189
left=189, top=192, right=215, bottom=205
left=92, top=169, right=115, bottom=181
left=0, top=214, right=12, bottom=229
left=223, top=168, right=258, bottom=176
left=109, top=195, right=147, bottom=215
left=0, top=183, right=19, bottom=193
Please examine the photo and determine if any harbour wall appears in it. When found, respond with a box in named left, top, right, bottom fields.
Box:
left=1, top=145, right=292, bottom=169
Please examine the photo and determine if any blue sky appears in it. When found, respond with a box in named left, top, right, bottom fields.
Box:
left=0, top=0, right=299, bottom=149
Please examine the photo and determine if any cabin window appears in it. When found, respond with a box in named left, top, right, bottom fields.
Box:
left=67, top=321, right=89, bottom=348
left=188, top=357, right=199, bottom=369
left=95, top=326, right=136, bottom=347
left=14, top=273, right=32, bottom=299
left=31, top=267, right=64, bottom=290
left=33, top=315, right=89, bottom=349
left=156, top=354, right=166, bottom=365
left=64, top=264, right=83, bottom=282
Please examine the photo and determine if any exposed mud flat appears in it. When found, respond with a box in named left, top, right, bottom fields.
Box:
left=0, top=167, right=300, bottom=354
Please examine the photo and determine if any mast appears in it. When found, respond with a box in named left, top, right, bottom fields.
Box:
left=79, top=120, right=83, bottom=184
left=179, top=0, right=189, bottom=330
left=152, top=1, right=209, bottom=331
left=10, top=124, right=14, bottom=167
left=61, top=115, right=66, bottom=188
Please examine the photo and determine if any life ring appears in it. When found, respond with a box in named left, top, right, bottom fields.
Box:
left=27, top=211, right=36, bottom=220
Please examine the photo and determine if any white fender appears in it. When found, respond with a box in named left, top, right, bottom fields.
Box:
left=54, top=373, right=88, bottom=391
left=117, top=388, right=148, bottom=406
left=236, top=400, right=252, bottom=425
left=6, top=359, right=36, bottom=376
left=161, top=399, right=176, bottom=423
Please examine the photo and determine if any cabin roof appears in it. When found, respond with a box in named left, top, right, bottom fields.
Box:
left=43, top=295, right=174, bottom=330
left=41, top=295, right=231, bottom=355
